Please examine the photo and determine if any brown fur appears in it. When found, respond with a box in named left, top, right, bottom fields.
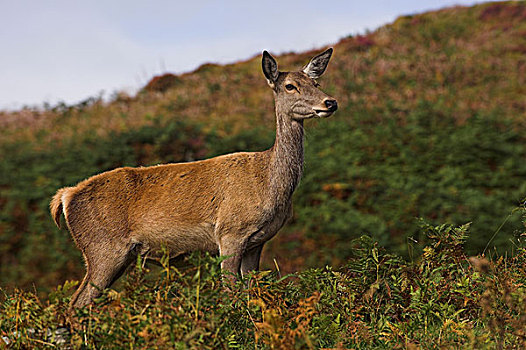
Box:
left=50, top=49, right=338, bottom=309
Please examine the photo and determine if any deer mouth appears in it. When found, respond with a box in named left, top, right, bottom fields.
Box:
left=313, top=109, right=333, bottom=118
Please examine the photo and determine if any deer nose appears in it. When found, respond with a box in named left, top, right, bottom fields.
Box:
left=324, top=99, right=338, bottom=112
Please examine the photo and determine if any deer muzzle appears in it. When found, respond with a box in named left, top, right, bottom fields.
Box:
left=313, top=98, right=338, bottom=118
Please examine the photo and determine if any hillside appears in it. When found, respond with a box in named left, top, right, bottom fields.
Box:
left=1, top=0, right=526, bottom=295
left=2, top=2, right=525, bottom=141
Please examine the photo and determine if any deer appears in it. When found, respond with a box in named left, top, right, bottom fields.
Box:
left=50, top=48, right=338, bottom=310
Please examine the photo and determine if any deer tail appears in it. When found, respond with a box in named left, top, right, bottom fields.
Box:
left=50, top=187, right=71, bottom=229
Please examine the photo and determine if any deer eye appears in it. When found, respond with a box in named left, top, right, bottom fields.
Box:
left=285, top=84, right=296, bottom=91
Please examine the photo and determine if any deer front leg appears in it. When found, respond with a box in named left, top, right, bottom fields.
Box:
left=241, top=245, right=263, bottom=277
left=218, top=234, right=244, bottom=284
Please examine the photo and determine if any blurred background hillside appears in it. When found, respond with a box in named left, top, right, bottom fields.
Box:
left=1, top=1, right=525, bottom=294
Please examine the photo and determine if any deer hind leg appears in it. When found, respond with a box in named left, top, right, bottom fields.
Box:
left=69, top=239, right=140, bottom=309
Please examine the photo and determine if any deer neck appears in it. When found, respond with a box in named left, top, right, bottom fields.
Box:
left=267, top=105, right=304, bottom=204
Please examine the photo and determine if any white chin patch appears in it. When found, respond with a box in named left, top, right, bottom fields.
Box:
left=315, top=111, right=333, bottom=118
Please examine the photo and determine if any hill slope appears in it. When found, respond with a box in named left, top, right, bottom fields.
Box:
left=2, top=2, right=525, bottom=141
left=1, top=1, right=526, bottom=292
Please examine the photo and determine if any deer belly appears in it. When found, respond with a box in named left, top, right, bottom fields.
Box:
left=133, top=222, right=217, bottom=256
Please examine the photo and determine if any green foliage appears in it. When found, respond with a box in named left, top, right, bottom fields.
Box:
left=1, top=221, right=525, bottom=349
left=294, top=104, right=526, bottom=265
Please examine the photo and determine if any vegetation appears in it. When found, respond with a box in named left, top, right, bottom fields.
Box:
left=1, top=1, right=526, bottom=348
left=1, top=218, right=525, bottom=348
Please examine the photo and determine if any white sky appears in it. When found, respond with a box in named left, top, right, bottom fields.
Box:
left=0, top=0, right=488, bottom=110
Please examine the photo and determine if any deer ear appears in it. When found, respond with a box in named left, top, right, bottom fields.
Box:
left=262, top=50, right=279, bottom=88
left=303, top=48, right=333, bottom=79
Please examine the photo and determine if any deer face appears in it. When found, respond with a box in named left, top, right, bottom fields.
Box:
left=262, top=48, right=338, bottom=121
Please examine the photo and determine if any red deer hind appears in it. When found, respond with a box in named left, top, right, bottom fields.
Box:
left=50, top=48, right=338, bottom=309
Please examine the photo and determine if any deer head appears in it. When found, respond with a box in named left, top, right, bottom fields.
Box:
left=262, top=48, right=338, bottom=121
